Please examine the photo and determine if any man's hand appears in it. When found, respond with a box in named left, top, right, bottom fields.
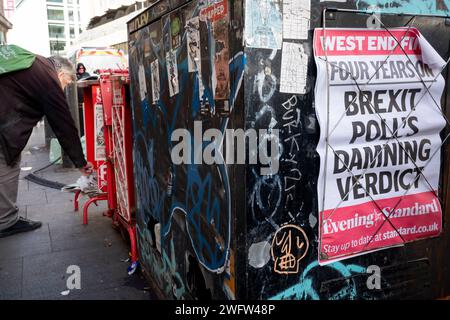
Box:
left=79, top=162, right=94, bottom=176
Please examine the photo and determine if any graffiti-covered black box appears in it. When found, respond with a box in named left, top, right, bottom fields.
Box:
left=127, top=0, right=450, bottom=300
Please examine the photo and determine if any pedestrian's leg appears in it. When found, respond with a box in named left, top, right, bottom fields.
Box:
left=0, top=152, right=21, bottom=232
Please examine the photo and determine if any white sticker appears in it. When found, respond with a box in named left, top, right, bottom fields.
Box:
left=94, top=104, right=106, bottom=161
left=166, top=50, right=179, bottom=97
left=150, top=60, right=160, bottom=103
left=138, top=64, right=147, bottom=101
left=280, top=42, right=308, bottom=94
left=244, top=0, right=282, bottom=49
left=283, top=0, right=311, bottom=40
left=144, top=37, right=151, bottom=57
left=186, top=17, right=201, bottom=73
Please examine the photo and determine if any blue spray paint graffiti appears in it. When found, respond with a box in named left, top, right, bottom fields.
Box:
left=133, top=134, right=164, bottom=220
left=356, top=0, right=450, bottom=16
left=129, top=2, right=247, bottom=277
left=269, top=261, right=366, bottom=300
left=162, top=51, right=246, bottom=274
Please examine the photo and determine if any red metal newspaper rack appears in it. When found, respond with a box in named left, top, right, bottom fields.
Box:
left=75, top=79, right=110, bottom=215
left=103, top=71, right=138, bottom=265
left=77, top=70, right=137, bottom=266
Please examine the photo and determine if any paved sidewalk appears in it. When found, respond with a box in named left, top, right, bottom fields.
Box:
left=0, top=124, right=154, bottom=300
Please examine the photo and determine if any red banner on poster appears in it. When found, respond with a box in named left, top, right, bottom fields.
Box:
left=199, top=0, right=228, bottom=22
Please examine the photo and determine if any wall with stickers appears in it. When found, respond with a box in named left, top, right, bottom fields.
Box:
left=127, top=0, right=450, bottom=300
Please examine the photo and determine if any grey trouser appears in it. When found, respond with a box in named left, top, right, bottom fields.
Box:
left=0, top=149, right=20, bottom=231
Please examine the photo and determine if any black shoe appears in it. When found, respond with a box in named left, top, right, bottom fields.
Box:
left=0, top=217, right=42, bottom=239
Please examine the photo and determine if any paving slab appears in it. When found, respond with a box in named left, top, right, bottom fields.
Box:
left=0, top=258, right=23, bottom=300
left=16, top=189, right=48, bottom=206
left=0, top=224, right=52, bottom=260
left=21, top=245, right=134, bottom=299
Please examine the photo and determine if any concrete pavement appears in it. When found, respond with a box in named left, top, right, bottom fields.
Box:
left=0, top=124, right=154, bottom=300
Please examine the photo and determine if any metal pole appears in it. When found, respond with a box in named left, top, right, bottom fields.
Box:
left=61, top=81, right=80, bottom=168
left=325, top=7, right=450, bottom=19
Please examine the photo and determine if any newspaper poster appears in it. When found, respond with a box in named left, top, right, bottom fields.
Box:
left=314, top=28, right=446, bottom=265
left=94, top=104, right=106, bottom=161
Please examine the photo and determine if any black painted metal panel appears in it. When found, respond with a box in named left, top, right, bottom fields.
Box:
left=128, top=0, right=450, bottom=300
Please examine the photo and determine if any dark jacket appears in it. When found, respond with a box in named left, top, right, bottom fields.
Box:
left=76, top=63, right=90, bottom=80
left=76, top=63, right=90, bottom=103
left=0, top=55, right=87, bottom=168
left=76, top=71, right=91, bottom=81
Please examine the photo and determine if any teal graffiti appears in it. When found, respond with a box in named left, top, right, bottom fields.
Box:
left=356, top=0, right=450, bottom=16
left=137, top=223, right=186, bottom=299
left=269, top=261, right=366, bottom=300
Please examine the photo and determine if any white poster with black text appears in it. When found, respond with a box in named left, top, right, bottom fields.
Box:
left=314, top=28, right=446, bottom=265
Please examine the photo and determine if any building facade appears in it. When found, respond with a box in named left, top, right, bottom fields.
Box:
left=70, top=1, right=147, bottom=55
left=79, top=0, right=143, bottom=30
left=9, top=0, right=83, bottom=56
left=0, top=0, right=13, bottom=44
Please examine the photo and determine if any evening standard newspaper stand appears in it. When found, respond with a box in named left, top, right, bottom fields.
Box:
left=127, top=0, right=450, bottom=300
left=77, top=71, right=138, bottom=268
left=76, top=77, right=112, bottom=216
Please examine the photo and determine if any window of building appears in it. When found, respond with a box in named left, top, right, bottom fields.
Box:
left=70, top=26, right=75, bottom=39
left=47, top=7, right=64, bottom=21
left=50, top=40, right=66, bottom=54
left=48, top=24, right=65, bottom=39
left=68, top=10, right=74, bottom=22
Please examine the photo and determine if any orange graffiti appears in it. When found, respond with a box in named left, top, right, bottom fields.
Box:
left=272, top=225, right=309, bottom=275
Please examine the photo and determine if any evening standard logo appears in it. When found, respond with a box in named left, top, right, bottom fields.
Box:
left=323, top=199, right=440, bottom=235
left=171, top=121, right=281, bottom=175
left=323, top=212, right=379, bottom=235
left=382, top=199, right=440, bottom=219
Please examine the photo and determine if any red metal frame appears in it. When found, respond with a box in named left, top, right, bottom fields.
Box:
left=110, top=74, right=138, bottom=264
left=99, top=75, right=117, bottom=215
left=110, top=75, right=135, bottom=223
left=74, top=80, right=110, bottom=214
left=74, top=190, right=81, bottom=211
left=76, top=70, right=137, bottom=264
left=81, top=83, right=106, bottom=169
left=83, top=194, right=108, bottom=225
